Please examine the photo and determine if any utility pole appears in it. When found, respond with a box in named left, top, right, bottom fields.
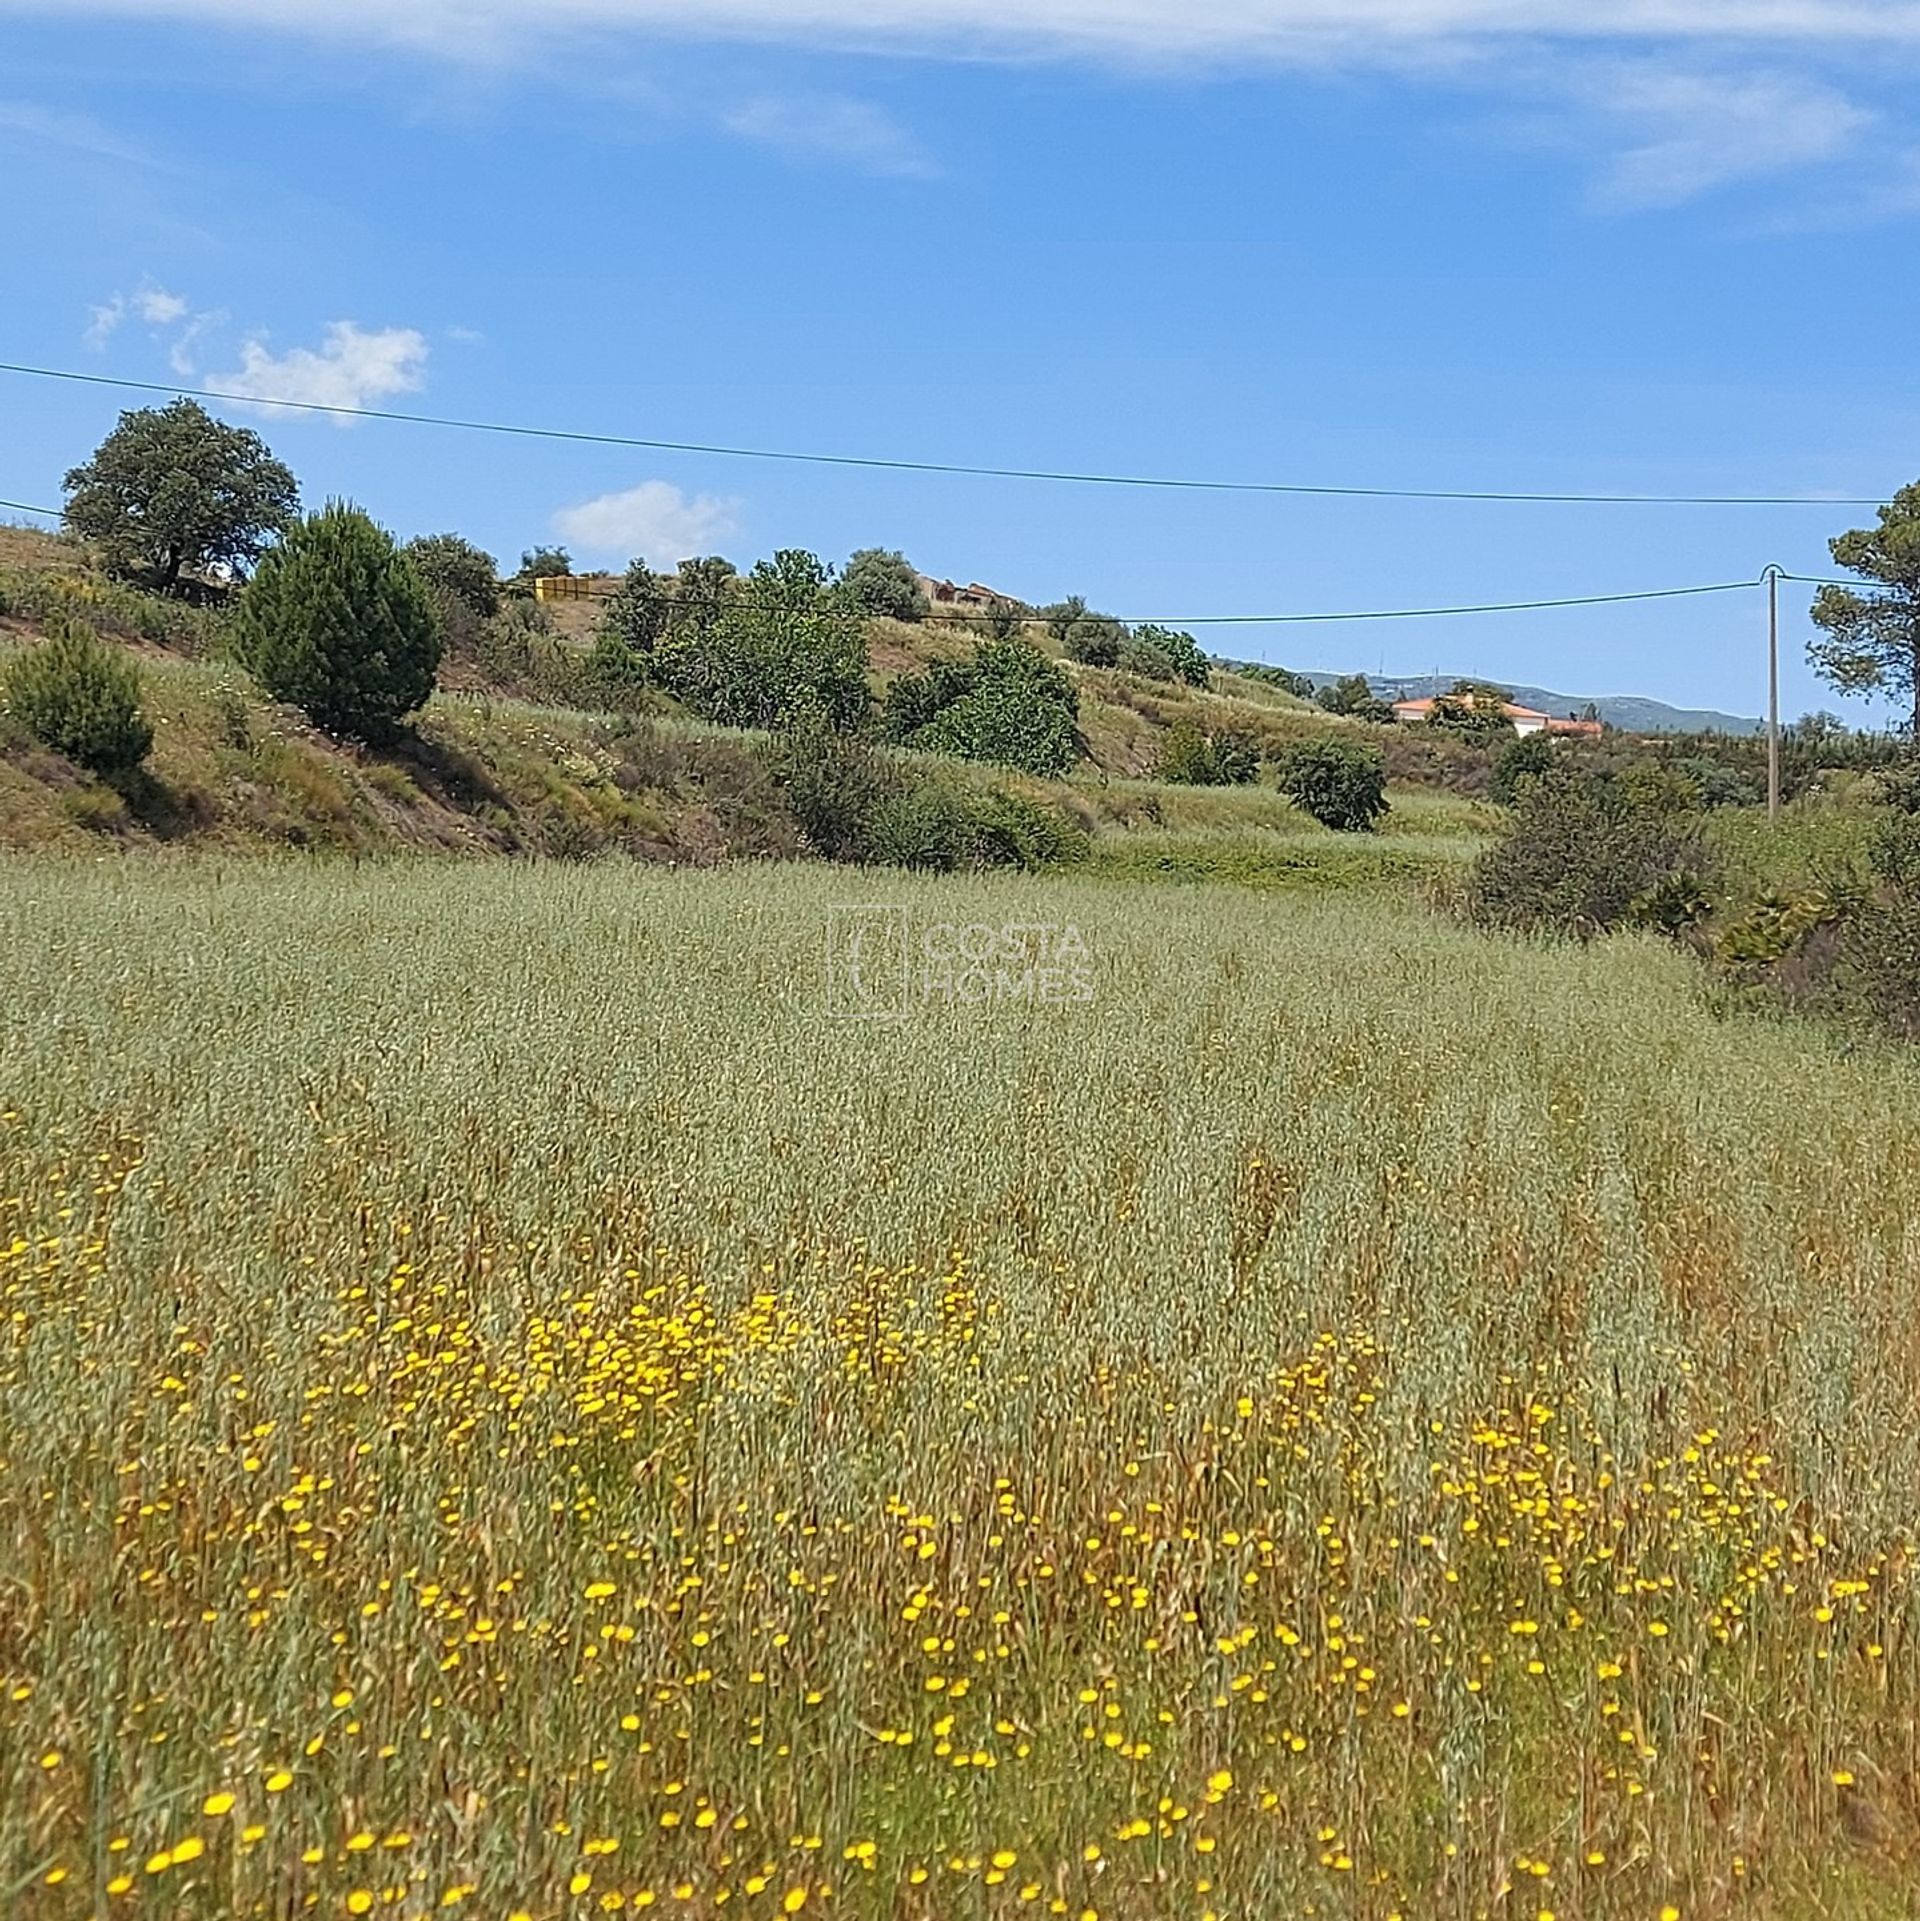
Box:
left=1765, top=566, right=1781, bottom=821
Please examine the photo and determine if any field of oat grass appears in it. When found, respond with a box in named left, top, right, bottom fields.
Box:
left=4, top=858, right=1920, bottom=1919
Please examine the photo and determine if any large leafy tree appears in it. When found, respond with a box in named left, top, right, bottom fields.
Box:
left=1128, top=623, right=1211, bottom=688
left=1429, top=678, right=1517, bottom=741
left=237, top=503, right=440, bottom=742
left=63, top=399, right=298, bottom=592
left=841, top=548, right=929, bottom=623
left=405, top=533, right=500, bottom=656
left=1810, top=483, right=1920, bottom=734
left=669, top=549, right=868, bottom=731
left=405, top=534, right=500, bottom=622
left=884, top=634, right=1080, bottom=775
left=1317, top=673, right=1395, bottom=723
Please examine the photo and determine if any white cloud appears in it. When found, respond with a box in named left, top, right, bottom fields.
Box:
left=552, top=481, right=741, bottom=564
left=83, top=279, right=202, bottom=350
left=1576, top=62, right=1873, bottom=206
left=84, top=295, right=126, bottom=349
left=136, top=285, right=189, bottom=324
left=204, top=322, right=430, bottom=420
left=9, top=0, right=1920, bottom=62
left=723, top=94, right=938, bottom=177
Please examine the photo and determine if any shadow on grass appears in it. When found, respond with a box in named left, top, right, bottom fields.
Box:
left=111, top=767, right=216, bottom=842
left=386, top=730, right=512, bottom=816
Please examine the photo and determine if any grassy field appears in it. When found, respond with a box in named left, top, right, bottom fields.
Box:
left=5, top=860, right=1920, bottom=1919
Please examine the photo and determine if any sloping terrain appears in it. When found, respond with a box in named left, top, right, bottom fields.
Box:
left=0, top=523, right=1491, bottom=881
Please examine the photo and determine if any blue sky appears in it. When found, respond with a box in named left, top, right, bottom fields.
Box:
left=5, top=2, right=1920, bottom=719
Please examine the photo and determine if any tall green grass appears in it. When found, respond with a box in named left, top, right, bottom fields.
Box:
left=4, top=862, right=1920, bottom=1917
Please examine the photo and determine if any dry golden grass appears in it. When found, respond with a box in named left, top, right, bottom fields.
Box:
left=4, top=861, right=1920, bottom=1920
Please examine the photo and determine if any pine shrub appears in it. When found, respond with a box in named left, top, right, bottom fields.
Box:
left=237, top=503, right=440, bottom=742
left=2, top=617, right=152, bottom=776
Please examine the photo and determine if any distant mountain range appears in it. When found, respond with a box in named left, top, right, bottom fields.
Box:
left=1292, top=671, right=1762, bottom=737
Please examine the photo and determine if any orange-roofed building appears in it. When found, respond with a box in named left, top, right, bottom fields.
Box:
left=1390, top=693, right=1554, bottom=737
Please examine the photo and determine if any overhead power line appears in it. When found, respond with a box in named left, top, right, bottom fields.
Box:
left=0, top=497, right=1764, bottom=625
left=0, top=360, right=1889, bottom=508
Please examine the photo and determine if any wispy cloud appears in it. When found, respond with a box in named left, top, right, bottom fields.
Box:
left=1574, top=62, right=1874, bottom=208
left=553, top=480, right=741, bottom=564
left=722, top=93, right=939, bottom=177
left=0, top=97, right=159, bottom=167
left=203, top=322, right=431, bottom=420
left=85, top=279, right=215, bottom=351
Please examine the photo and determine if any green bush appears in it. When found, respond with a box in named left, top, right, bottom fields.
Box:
left=1427, top=681, right=1517, bottom=743
left=1158, top=726, right=1212, bottom=788
left=761, top=721, right=903, bottom=863
left=1228, top=661, right=1313, bottom=699
left=477, top=600, right=549, bottom=685
left=968, top=789, right=1091, bottom=870
left=866, top=782, right=977, bottom=871
left=1, top=617, right=153, bottom=776
left=1062, top=617, right=1124, bottom=667
left=887, top=636, right=1079, bottom=776
left=1157, top=717, right=1259, bottom=786
left=406, top=534, right=500, bottom=652
left=1128, top=624, right=1210, bottom=688
left=841, top=549, right=929, bottom=623
left=588, top=561, right=670, bottom=694
left=237, top=503, right=441, bottom=743
left=1466, top=768, right=1712, bottom=939
left=1490, top=732, right=1556, bottom=806
left=1275, top=736, right=1388, bottom=832
left=1117, top=637, right=1176, bottom=681
left=1830, top=811, right=1920, bottom=1034
left=669, top=550, right=869, bottom=732
left=1317, top=673, right=1393, bottom=723
left=761, top=722, right=1084, bottom=871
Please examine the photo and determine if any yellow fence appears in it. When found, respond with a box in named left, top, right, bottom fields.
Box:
left=532, top=573, right=621, bottom=603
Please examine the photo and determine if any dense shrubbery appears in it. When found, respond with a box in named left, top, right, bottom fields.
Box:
left=591, top=551, right=866, bottom=732
left=1843, top=810, right=1920, bottom=1035
left=1121, top=624, right=1210, bottom=688
left=1225, top=661, right=1315, bottom=699
left=406, top=534, right=500, bottom=654
left=1275, top=736, right=1389, bottom=832
left=1157, top=717, right=1260, bottom=786
left=1466, top=767, right=1713, bottom=939
left=1426, top=681, right=1518, bottom=743
left=761, top=720, right=1086, bottom=871
left=0, top=564, right=226, bottom=656
left=1, top=616, right=152, bottom=776
left=884, top=635, right=1079, bottom=775
left=840, top=548, right=929, bottom=624
left=1490, top=731, right=1556, bottom=806
left=237, top=504, right=441, bottom=743
left=1317, top=673, right=1394, bottom=723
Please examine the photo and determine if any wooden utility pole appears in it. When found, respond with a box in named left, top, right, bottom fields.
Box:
left=1766, top=567, right=1781, bottom=820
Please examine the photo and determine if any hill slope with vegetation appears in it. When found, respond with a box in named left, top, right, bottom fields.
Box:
left=0, top=512, right=1492, bottom=885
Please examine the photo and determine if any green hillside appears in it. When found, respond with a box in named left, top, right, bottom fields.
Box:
left=0, top=521, right=1491, bottom=884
